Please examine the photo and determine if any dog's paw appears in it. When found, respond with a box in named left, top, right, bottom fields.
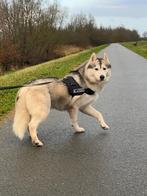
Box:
left=75, top=127, right=85, bottom=133
left=101, top=123, right=110, bottom=130
left=32, top=139, right=44, bottom=147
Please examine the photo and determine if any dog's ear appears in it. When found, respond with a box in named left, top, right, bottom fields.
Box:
left=104, top=53, right=111, bottom=68
left=103, top=53, right=110, bottom=64
left=89, top=53, right=97, bottom=63
left=86, top=53, right=97, bottom=69
left=85, top=53, right=97, bottom=69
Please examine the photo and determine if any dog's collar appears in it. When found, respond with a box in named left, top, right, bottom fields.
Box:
left=62, top=76, right=95, bottom=97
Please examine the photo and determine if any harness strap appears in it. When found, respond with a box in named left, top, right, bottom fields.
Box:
left=62, top=76, right=95, bottom=97
left=85, top=88, right=95, bottom=95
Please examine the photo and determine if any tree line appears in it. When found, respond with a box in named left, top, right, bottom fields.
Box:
left=0, top=0, right=139, bottom=73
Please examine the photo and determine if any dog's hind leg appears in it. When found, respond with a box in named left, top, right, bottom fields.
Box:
left=29, top=109, right=50, bottom=147
left=80, top=105, right=110, bottom=130
left=27, top=88, right=51, bottom=146
left=29, top=117, right=43, bottom=147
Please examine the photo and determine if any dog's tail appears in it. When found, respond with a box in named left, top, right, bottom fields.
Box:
left=13, top=90, right=30, bottom=140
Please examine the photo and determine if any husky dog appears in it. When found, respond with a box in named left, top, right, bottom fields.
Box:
left=13, top=53, right=111, bottom=147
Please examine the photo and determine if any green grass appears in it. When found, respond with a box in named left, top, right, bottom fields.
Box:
left=0, top=45, right=107, bottom=119
left=122, top=41, right=147, bottom=58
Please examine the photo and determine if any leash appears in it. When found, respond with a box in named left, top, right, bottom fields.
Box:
left=0, top=76, right=95, bottom=97
left=0, top=81, right=54, bottom=91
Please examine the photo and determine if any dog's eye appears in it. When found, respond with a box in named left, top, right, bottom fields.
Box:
left=95, top=68, right=98, bottom=71
left=103, top=68, right=106, bottom=70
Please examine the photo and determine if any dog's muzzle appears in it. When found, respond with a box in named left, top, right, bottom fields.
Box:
left=100, top=75, right=105, bottom=81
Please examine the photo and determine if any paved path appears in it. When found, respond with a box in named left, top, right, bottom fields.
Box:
left=0, top=44, right=147, bottom=196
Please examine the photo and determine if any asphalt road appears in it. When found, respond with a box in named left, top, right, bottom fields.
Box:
left=0, top=43, right=147, bottom=196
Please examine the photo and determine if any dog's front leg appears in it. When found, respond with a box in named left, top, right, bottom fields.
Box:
left=68, top=106, right=85, bottom=133
left=80, top=105, right=110, bottom=130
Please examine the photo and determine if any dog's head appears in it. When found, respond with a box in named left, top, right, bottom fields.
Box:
left=84, top=52, right=111, bottom=84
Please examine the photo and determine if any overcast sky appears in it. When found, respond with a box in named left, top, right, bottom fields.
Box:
left=57, top=0, right=147, bottom=36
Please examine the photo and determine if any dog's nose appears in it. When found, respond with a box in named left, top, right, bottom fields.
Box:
left=100, top=75, right=105, bottom=81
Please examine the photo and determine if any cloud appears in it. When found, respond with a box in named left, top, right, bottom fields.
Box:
left=95, top=16, right=147, bottom=35
left=58, top=0, right=147, bottom=34
left=60, top=0, right=147, bottom=17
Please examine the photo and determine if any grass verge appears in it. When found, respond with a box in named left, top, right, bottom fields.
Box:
left=122, top=41, right=147, bottom=59
left=0, top=45, right=107, bottom=120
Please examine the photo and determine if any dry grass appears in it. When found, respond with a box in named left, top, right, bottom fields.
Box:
left=55, top=45, right=87, bottom=56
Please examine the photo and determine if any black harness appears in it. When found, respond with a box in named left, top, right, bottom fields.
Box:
left=62, top=76, right=95, bottom=97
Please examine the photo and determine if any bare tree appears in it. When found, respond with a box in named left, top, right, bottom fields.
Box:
left=0, top=0, right=140, bottom=73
